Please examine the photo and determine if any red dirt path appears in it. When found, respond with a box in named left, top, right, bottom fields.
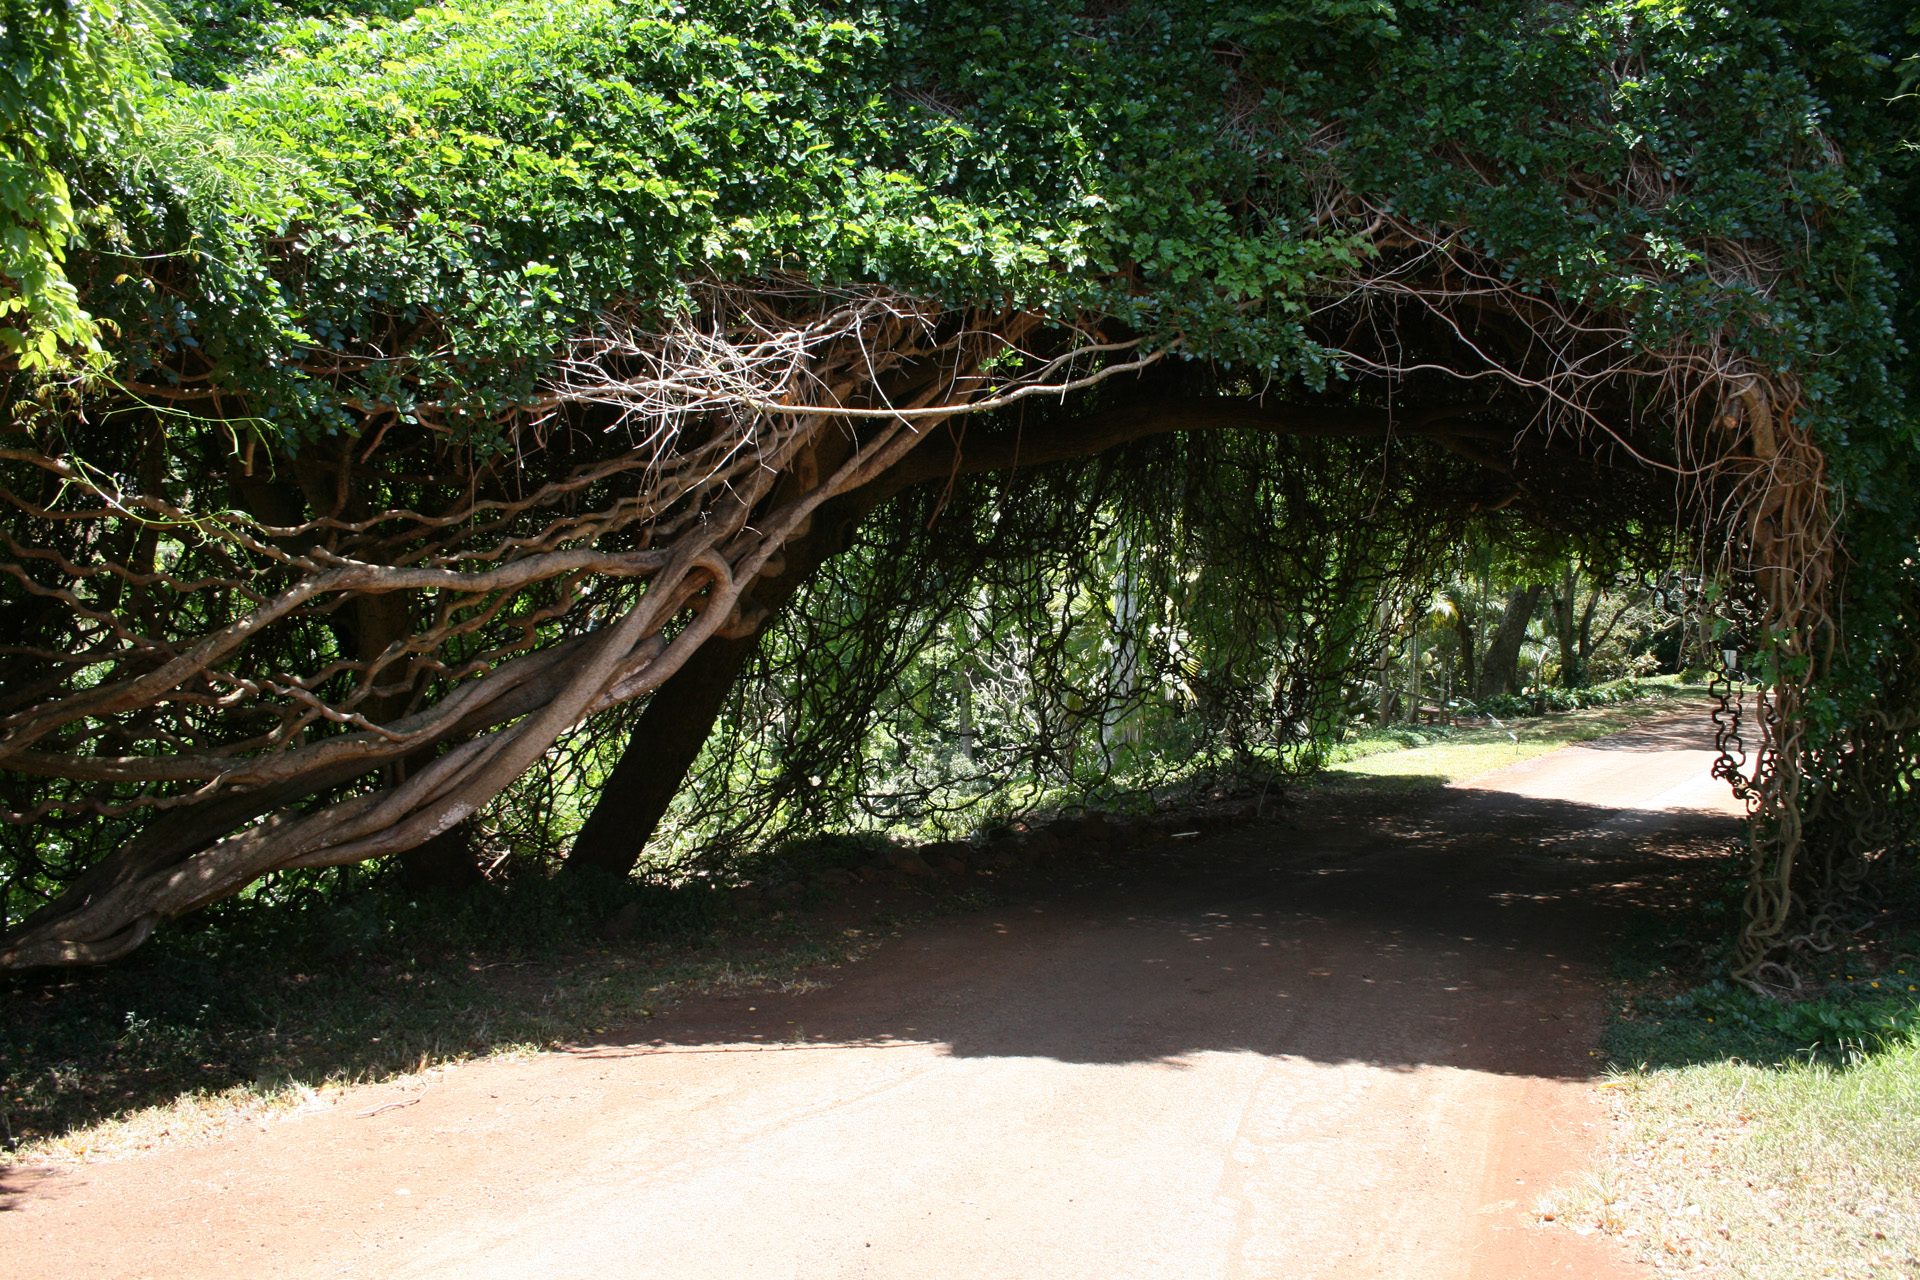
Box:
left=1, top=715, right=1740, bottom=1279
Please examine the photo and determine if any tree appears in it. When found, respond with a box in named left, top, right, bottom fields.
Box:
left=1, top=0, right=1916, bottom=982
left=1474, top=586, right=1545, bottom=701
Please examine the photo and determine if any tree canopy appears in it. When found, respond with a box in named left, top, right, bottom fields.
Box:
left=2, top=0, right=1916, bottom=979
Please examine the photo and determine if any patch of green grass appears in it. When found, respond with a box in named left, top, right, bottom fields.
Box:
left=1611, top=976, right=1920, bottom=1071
left=0, top=873, right=865, bottom=1167
left=1548, top=870, right=1920, bottom=1276
left=1320, top=687, right=1711, bottom=789
left=1555, top=1039, right=1920, bottom=1277
left=1604, top=865, right=1920, bottom=1070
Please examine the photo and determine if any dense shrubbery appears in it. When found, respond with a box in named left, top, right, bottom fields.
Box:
left=1467, top=679, right=1677, bottom=722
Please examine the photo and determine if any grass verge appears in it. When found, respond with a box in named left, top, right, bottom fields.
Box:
left=1543, top=871, right=1920, bottom=1277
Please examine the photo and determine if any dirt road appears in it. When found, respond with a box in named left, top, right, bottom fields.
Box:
left=1, top=716, right=1741, bottom=1279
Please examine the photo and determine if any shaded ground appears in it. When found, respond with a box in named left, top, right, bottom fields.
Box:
left=0, top=692, right=1698, bottom=1160
left=0, top=715, right=1741, bottom=1279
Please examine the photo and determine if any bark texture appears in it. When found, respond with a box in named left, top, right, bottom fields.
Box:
left=564, top=631, right=766, bottom=877
left=1475, top=585, right=1545, bottom=699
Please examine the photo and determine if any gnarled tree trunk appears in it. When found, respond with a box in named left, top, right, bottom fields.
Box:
left=1475, top=585, right=1544, bottom=699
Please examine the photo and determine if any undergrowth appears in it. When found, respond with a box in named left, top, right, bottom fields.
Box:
left=1471, top=676, right=1682, bottom=721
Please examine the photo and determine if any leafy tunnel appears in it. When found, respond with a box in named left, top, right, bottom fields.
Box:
left=2, top=0, right=1915, bottom=980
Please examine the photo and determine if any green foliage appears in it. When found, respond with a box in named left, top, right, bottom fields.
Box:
left=641, top=425, right=1468, bottom=860
left=157, top=0, right=430, bottom=87
left=98, top=0, right=1920, bottom=837
left=78, top=0, right=1914, bottom=448
left=1661, top=978, right=1920, bottom=1056
left=1471, top=678, right=1670, bottom=720
left=0, top=0, right=172, bottom=366
left=6, top=0, right=1920, bottom=945
left=67, top=0, right=1920, bottom=654
left=1608, top=859, right=1920, bottom=1069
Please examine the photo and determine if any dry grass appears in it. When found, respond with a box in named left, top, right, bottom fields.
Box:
left=1542, top=1044, right=1920, bottom=1277
left=25, top=1072, right=396, bottom=1166
left=1531, top=846, right=1920, bottom=1276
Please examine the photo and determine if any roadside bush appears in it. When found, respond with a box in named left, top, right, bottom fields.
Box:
left=1663, top=979, right=1920, bottom=1058
left=1470, top=679, right=1670, bottom=720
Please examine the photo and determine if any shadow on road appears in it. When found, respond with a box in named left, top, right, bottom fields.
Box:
left=0, top=719, right=1742, bottom=1170
left=579, top=781, right=1741, bottom=1080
